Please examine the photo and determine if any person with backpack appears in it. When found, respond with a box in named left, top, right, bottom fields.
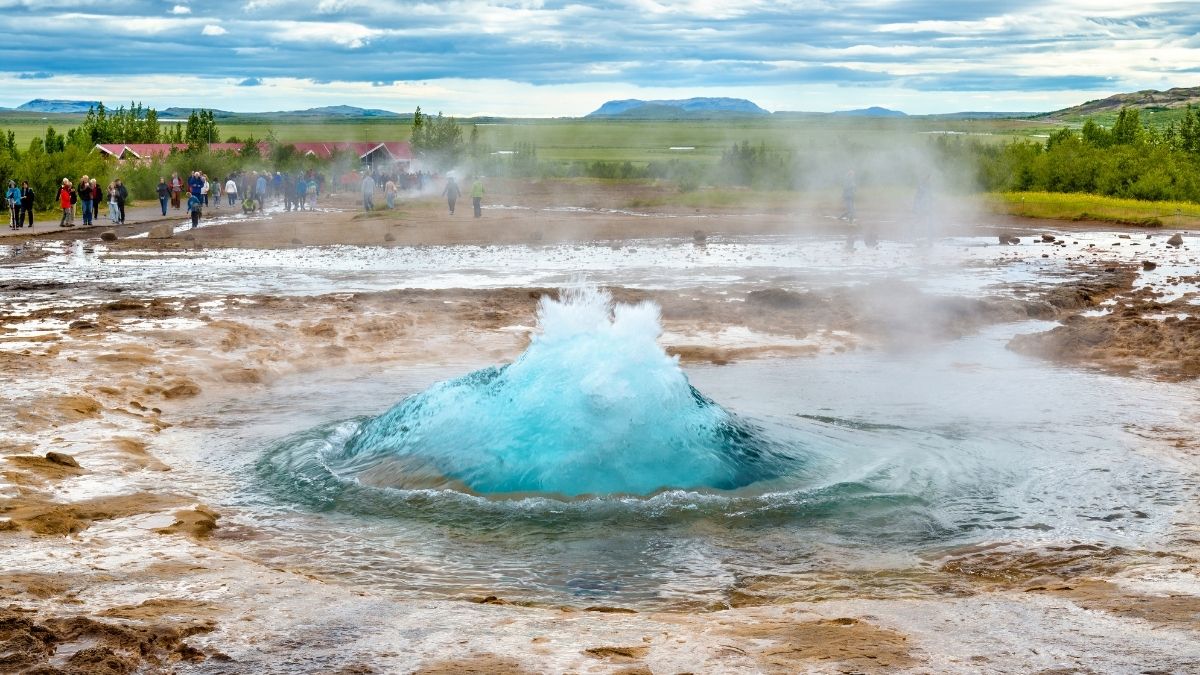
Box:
left=6, top=180, right=20, bottom=229
left=115, top=179, right=128, bottom=224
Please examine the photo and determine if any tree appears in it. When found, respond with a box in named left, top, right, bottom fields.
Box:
left=1111, top=107, right=1143, bottom=145
left=43, top=126, right=65, bottom=154
left=411, top=109, right=465, bottom=170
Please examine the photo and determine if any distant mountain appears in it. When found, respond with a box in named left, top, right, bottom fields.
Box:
left=921, top=111, right=1043, bottom=120
left=1046, top=86, right=1200, bottom=119
left=587, top=97, right=769, bottom=118
left=160, top=105, right=401, bottom=120
left=830, top=106, right=907, bottom=118
left=16, top=99, right=99, bottom=114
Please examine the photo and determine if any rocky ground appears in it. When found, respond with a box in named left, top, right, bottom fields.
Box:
left=1, top=184, right=1197, bottom=673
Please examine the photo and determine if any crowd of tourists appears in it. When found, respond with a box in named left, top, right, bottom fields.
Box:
left=4, top=167, right=330, bottom=231
left=5, top=175, right=134, bottom=230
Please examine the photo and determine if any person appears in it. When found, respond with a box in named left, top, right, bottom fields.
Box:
left=89, top=179, right=100, bottom=221
left=296, top=175, right=308, bottom=211
left=107, top=182, right=120, bottom=224
left=442, top=176, right=460, bottom=215
left=210, top=175, right=220, bottom=209
left=361, top=172, right=375, bottom=211
left=470, top=177, right=484, bottom=218
left=5, top=180, right=19, bottom=229
left=170, top=172, right=183, bottom=209
left=282, top=172, right=294, bottom=212
left=255, top=172, right=268, bottom=206
left=384, top=178, right=396, bottom=209
left=58, top=179, right=75, bottom=228
left=188, top=171, right=203, bottom=201
left=115, top=179, right=128, bottom=224
left=187, top=191, right=202, bottom=229
left=78, top=175, right=93, bottom=227
left=200, top=173, right=210, bottom=207
left=225, top=176, right=238, bottom=206
left=17, top=181, right=34, bottom=228
left=156, top=177, right=170, bottom=216
left=840, top=169, right=856, bottom=223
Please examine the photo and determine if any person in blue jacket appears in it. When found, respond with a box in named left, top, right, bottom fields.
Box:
left=187, top=171, right=204, bottom=199
left=5, top=180, right=19, bottom=229
left=187, top=191, right=202, bottom=229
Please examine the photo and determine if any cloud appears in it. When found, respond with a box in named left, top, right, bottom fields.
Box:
left=0, top=2, right=1197, bottom=114
left=170, top=4, right=190, bottom=14
left=16, top=71, right=53, bottom=79
left=238, top=77, right=264, bottom=86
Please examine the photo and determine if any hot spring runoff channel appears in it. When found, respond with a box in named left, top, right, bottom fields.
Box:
left=188, top=289, right=1197, bottom=609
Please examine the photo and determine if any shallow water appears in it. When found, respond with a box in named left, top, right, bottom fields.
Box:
left=162, top=318, right=1199, bottom=610
left=4, top=230, right=1193, bottom=308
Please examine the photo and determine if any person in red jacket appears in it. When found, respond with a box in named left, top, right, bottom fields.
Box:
left=58, top=178, right=75, bottom=228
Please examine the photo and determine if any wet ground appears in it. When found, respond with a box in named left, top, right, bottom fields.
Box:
left=1, top=200, right=1198, bottom=673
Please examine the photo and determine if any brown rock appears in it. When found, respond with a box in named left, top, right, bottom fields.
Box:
left=1142, top=260, right=1157, bottom=271
left=45, top=452, right=80, bottom=468
left=147, top=223, right=174, bottom=239
left=384, top=232, right=396, bottom=242
left=1041, top=233, right=1056, bottom=242
left=1167, top=233, right=1184, bottom=247
left=99, top=230, right=118, bottom=242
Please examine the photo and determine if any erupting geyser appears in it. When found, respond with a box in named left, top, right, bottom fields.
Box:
left=326, top=286, right=788, bottom=496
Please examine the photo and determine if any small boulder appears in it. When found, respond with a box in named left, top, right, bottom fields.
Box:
left=99, top=230, right=118, bottom=242
left=147, top=223, right=174, bottom=239
left=68, top=320, right=96, bottom=330
left=1142, top=260, right=1157, bottom=271
left=1041, top=233, right=1056, bottom=242
left=383, top=232, right=396, bottom=242
left=693, top=230, right=707, bottom=243
left=1167, top=233, right=1185, bottom=247
left=290, top=238, right=303, bottom=246
left=45, top=452, right=80, bottom=468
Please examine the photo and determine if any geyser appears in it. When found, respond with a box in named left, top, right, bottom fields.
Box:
left=326, top=286, right=789, bottom=496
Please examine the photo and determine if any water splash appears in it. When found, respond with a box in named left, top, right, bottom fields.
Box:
left=325, top=286, right=790, bottom=496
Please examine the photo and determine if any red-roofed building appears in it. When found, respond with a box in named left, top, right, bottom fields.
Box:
left=289, top=141, right=412, bottom=167
left=93, top=142, right=271, bottom=159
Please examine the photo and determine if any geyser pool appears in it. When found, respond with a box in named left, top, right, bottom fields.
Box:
left=318, top=286, right=793, bottom=496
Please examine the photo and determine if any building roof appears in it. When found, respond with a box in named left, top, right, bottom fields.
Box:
left=93, top=142, right=271, bottom=159
left=287, top=141, right=412, bottom=161
left=92, top=140, right=411, bottom=160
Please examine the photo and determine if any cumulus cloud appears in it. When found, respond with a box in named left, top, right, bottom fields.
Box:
left=0, top=1, right=1197, bottom=114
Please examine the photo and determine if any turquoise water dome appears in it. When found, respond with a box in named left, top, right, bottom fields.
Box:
left=328, top=287, right=788, bottom=496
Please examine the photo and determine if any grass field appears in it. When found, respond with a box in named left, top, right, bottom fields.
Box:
left=988, top=191, right=1200, bottom=227
left=0, top=111, right=1059, bottom=162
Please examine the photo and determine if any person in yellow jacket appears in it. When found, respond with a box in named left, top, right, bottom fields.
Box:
left=471, top=177, right=484, bottom=218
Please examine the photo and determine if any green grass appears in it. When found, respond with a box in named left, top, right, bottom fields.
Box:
left=0, top=113, right=1061, bottom=159
left=989, top=191, right=1200, bottom=227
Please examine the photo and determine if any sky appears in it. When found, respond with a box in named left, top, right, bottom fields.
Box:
left=1, top=0, right=1198, bottom=116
